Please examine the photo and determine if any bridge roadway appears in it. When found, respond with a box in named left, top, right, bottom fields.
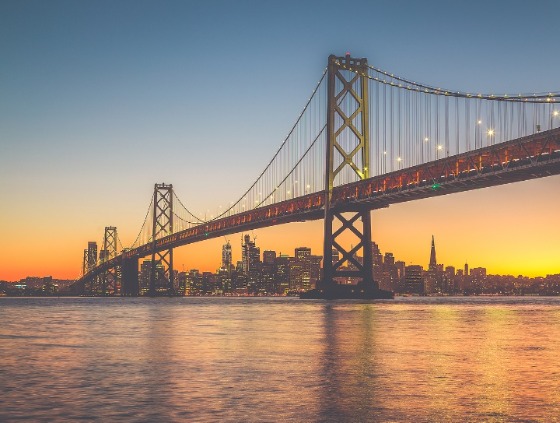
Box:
left=80, top=127, right=560, bottom=283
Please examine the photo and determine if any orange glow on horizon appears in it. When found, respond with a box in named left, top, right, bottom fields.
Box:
left=1, top=177, right=559, bottom=282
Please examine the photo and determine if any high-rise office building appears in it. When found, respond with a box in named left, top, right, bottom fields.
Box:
left=444, top=266, right=456, bottom=294
left=222, top=241, right=232, bottom=270
left=275, top=255, right=290, bottom=294
left=295, top=247, right=311, bottom=260
left=372, top=241, right=384, bottom=281
left=263, top=250, right=276, bottom=265
left=241, top=234, right=260, bottom=274
left=404, top=265, right=424, bottom=294
left=241, top=234, right=261, bottom=293
left=383, top=252, right=399, bottom=290
left=470, top=267, right=487, bottom=293
left=140, top=259, right=151, bottom=295
left=261, top=250, right=277, bottom=294
left=293, top=247, right=312, bottom=291
left=309, top=255, right=322, bottom=289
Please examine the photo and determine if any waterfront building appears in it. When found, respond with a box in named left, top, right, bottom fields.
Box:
left=275, top=255, right=290, bottom=295
left=404, top=265, right=424, bottom=294
left=383, top=252, right=399, bottom=291
left=140, top=259, right=151, bottom=295
left=187, top=269, right=202, bottom=295
left=470, top=267, right=487, bottom=294
left=261, top=250, right=277, bottom=294
left=309, top=255, right=322, bottom=289
left=372, top=241, right=384, bottom=284
left=394, top=261, right=405, bottom=292
left=294, top=247, right=312, bottom=291
left=177, top=271, right=188, bottom=295
left=444, top=266, right=456, bottom=294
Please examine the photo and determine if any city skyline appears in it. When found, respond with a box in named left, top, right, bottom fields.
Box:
left=5, top=234, right=559, bottom=297
left=2, top=0, right=560, bottom=281
left=4, top=233, right=556, bottom=284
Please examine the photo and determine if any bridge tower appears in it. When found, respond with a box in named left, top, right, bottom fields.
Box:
left=321, top=53, right=376, bottom=290
left=82, top=249, right=88, bottom=278
left=86, top=241, right=98, bottom=294
left=81, top=248, right=89, bottom=295
left=149, top=183, right=175, bottom=296
left=101, top=226, right=119, bottom=295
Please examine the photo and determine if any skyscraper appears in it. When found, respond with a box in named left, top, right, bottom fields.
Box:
left=241, top=234, right=260, bottom=274
left=261, top=250, right=277, bottom=294
left=241, top=234, right=261, bottom=292
left=426, top=235, right=440, bottom=294
left=429, top=235, right=437, bottom=271
left=140, top=259, right=151, bottom=295
left=275, top=255, right=290, bottom=295
left=221, top=241, right=232, bottom=271
left=293, top=247, right=312, bottom=291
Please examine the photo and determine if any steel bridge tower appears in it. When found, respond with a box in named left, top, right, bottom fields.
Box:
left=149, top=183, right=175, bottom=296
left=101, top=226, right=119, bottom=295
left=86, top=241, right=98, bottom=294
left=321, top=53, right=376, bottom=290
left=82, top=249, right=88, bottom=278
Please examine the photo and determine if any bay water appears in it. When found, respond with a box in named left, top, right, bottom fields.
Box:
left=1, top=296, right=559, bottom=422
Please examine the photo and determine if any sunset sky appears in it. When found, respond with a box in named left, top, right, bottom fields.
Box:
left=1, top=0, right=560, bottom=281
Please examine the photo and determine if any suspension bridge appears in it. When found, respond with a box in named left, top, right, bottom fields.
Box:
left=73, top=53, right=560, bottom=297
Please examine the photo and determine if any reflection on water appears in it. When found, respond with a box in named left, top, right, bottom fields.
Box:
left=1, top=297, right=559, bottom=422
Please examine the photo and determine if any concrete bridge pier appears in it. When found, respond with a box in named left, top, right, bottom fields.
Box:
left=121, top=256, right=139, bottom=296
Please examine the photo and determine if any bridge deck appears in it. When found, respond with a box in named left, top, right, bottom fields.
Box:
left=79, top=128, right=560, bottom=283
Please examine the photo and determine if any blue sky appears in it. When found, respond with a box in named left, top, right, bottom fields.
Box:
left=1, top=0, right=559, bottom=279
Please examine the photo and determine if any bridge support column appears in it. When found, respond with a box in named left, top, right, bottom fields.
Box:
left=318, top=53, right=386, bottom=297
left=122, top=256, right=139, bottom=296
left=149, top=183, right=175, bottom=296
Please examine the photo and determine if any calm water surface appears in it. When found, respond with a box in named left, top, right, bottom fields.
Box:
left=1, top=296, right=560, bottom=422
